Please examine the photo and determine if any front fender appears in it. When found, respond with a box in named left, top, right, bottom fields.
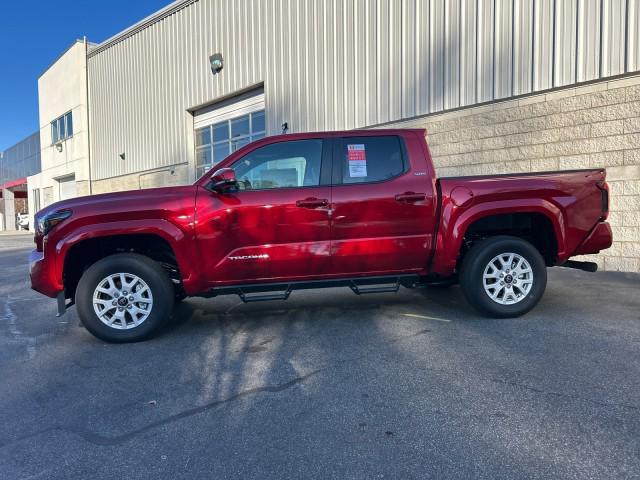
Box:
left=430, top=198, right=566, bottom=276
left=52, top=219, right=200, bottom=295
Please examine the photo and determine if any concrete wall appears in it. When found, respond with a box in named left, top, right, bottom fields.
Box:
left=91, top=164, right=190, bottom=194
left=0, top=189, right=15, bottom=230
left=391, top=75, right=640, bottom=273
left=38, top=40, right=90, bottom=181
left=28, top=40, right=91, bottom=226
left=27, top=41, right=90, bottom=225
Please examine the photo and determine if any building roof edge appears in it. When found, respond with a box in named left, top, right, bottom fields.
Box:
left=88, top=0, right=198, bottom=58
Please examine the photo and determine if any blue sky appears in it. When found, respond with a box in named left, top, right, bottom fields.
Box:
left=0, top=0, right=171, bottom=151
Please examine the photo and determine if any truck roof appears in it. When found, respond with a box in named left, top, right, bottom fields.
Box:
left=260, top=128, right=426, bottom=144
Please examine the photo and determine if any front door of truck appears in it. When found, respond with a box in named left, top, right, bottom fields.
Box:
left=196, top=138, right=333, bottom=285
left=328, top=133, right=436, bottom=276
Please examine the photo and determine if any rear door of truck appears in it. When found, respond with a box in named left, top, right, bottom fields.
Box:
left=328, top=131, right=438, bottom=276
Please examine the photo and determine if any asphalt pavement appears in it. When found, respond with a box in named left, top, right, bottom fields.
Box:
left=1, top=232, right=639, bottom=479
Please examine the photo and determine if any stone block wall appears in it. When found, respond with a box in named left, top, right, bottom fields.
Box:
left=394, top=75, right=640, bottom=272
left=91, top=164, right=190, bottom=195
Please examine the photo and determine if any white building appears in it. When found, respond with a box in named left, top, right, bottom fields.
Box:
left=28, top=0, right=640, bottom=271
left=27, top=40, right=91, bottom=229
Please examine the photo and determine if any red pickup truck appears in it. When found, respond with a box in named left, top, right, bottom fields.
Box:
left=30, top=129, right=612, bottom=342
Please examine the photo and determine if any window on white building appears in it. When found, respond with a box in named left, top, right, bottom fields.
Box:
left=32, top=188, right=41, bottom=214
left=51, top=111, right=73, bottom=144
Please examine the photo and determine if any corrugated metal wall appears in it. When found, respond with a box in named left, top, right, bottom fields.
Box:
left=88, top=0, right=640, bottom=181
left=0, top=132, right=41, bottom=185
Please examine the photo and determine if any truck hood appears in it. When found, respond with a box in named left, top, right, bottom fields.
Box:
left=37, top=185, right=199, bottom=219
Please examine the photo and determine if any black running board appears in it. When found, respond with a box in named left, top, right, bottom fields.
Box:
left=560, top=260, right=598, bottom=272
left=206, top=275, right=420, bottom=303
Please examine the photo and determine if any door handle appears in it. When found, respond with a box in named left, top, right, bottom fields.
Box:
left=296, top=197, right=329, bottom=208
left=395, top=192, right=426, bottom=203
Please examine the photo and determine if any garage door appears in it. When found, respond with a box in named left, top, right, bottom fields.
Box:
left=58, top=175, right=76, bottom=200
left=193, top=90, right=266, bottom=178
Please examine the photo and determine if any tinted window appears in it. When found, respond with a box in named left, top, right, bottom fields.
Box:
left=338, top=136, right=405, bottom=184
left=231, top=116, right=250, bottom=138
left=195, top=127, right=211, bottom=146
left=50, top=111, right=73, bottom=144
left=51, top=122, right=59, bottom=144
left=65, top=112, right=73, bottom=137
left=195, top=147, right=212, bottom=166
left=232, top=139, right=323, bottom=190
left=251, top=110, right=265, bottom=133
left=57, top=117, right=65, bottom=141
left=212, top=122, right=229, bottom=143
left=213, top=143, right=230, bottom=163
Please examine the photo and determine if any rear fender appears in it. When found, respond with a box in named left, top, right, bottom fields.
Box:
left=430, top=198, right=566, bottom=276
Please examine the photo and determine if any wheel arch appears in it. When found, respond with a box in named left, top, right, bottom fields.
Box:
left=430, top=199, right=566, bottom=276
left=461, top=212, right=559, bottom=266
left=56, top=221, right=194, bottom=300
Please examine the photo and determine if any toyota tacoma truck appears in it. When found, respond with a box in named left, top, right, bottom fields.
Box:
left=30, top=129, right=612, bottom=342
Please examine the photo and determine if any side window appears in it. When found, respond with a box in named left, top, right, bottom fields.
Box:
left=338, top=136, right=406, bottom=184
left=50, top=111, right=73, bottom=144
left=232, top=139, right=323, bottom=190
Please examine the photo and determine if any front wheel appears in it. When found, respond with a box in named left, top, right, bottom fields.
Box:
left=75, top=253, right=174, bottom=342
left=460, top=236, right=547, bottom=318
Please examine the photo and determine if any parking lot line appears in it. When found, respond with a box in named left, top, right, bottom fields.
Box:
left=402, top=313, right=451, bottom=323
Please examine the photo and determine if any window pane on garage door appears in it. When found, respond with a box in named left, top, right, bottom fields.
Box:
left=195, top=109, right=266, bottom=178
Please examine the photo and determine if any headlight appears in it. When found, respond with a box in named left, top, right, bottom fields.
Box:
left=36, top=209, right=72, bottom=236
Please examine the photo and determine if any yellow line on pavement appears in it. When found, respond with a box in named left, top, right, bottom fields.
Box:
left=402, top=313, right=451, bottom=323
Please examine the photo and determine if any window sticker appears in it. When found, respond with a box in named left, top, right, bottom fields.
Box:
left=347, top=144, right=367, bottom=177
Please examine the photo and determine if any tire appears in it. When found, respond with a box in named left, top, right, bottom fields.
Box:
left=460, top=236, right=547, bottom=318
left=75, top=253, right=174, bottom=342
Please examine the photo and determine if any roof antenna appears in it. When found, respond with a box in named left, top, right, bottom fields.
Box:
left=281, top=122, right=289, bottom=134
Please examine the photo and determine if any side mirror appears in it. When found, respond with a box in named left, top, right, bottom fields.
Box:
left=209, top=168, right=238, bottom=193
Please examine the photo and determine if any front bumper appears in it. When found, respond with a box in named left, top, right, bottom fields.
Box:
left=573, top=222, right=613, bottom=255
left=29, top=249, right=61, bottom=298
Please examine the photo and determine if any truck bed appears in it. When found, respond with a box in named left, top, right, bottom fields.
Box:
left=439, top=167, right=604, bottom=181
left=431, top=168, right=608, bottom=272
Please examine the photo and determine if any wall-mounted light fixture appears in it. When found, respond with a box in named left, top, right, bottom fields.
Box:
left=55, top=143, right=63, bottom=153
left=119, top=152, right=126, bottom=160
left=209, top=53, right=223, bottom=75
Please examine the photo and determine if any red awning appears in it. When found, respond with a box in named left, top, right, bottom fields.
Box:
left=0, top=178, right=27, bottom=190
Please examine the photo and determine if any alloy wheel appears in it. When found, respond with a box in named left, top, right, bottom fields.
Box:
left=92, top=272, right=154, bottom=329
left=482, top=252, right=534, bottom=305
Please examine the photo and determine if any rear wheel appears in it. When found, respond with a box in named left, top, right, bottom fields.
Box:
left=76, top=253, right=174, bottom=342
left=460, top=236, right=547, bottom=318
